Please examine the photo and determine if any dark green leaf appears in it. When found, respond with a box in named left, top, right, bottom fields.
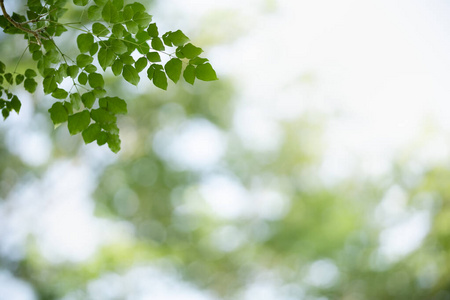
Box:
left=183, top=64, right=195, bottom=85
left=81, top=92, right=96, bottom=108
left=135, top=57, right=147, bottom=72
left=137, top=42, right=150, bottom=54
left=68, top=110, right=91, bottom=135
left=77, top=33, right=94, bottom=53
left=98, top=47, right=116, bottom=70
left=4, top=73, right=13, bottom=85
left=91, top=107, right=116, bottom=124
left=92, top=22, right=110, bottom=37
left=24, top=78, right=37, bottom=93
left=190, top=57, right=209, bottom=65
left=64, top=101, right=74, bottom=115
left=111, top=59, right=123, bottom=76
left=82, top=123, right=101, bottom=144
left=94, top=0, right=107, bottom=5
left=43, top=76, right=57, bottom=94
left=48, top=102, right=68, bottom=124
left=78, top=72, right=88, bottom=85
left=136, top=30, right=150, bottom=42
left=15, top=74, right=24, bottom=85
left=169, top=30, right=189, bottom=46
left=195, top=63, right=218, bottom=81
left=123, top=4, right=134, bottom=21
left=120, top=55, right=135, bottom=65
left=147, top=23, right=158, bottom=37
left=153, top=70, right=167, bottom=90
left=146, top=52, right=161, bottom=62
left=162, top=32, right=173, bottom=47
left=10, top=95, right=21, bottom=113
left=165, top=58, right=182, bottom=83
left=24, top=69, right=37, bottom=78
left=151, top=37, right=164, bottom=51
left=122, top=64, right=139, bottom=86
left=2, top=109, right=9, bottom=119
left=90, top=43, right=99, bottom=55
left=112, top=0, right=123, bottom=9
left=73, top=0, right=88, bottom=6
left=99, top=96, right=127, bottom=114
left=130, top=2, right=145, bottom=13
left=88, top=73, right=105, bottom=88
left=97, top=131, right=108, bottom=145
left=181, top=43, right=203, bottom=59
left=0, top=61, right=5, bottom=73
left=52, top=88, right=69, bottom=99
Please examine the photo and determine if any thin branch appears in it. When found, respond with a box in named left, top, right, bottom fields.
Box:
left=0, top=0, right=46, bottom=45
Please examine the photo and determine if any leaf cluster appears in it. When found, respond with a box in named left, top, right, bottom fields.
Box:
left=0, top=0, right=218, bottom=153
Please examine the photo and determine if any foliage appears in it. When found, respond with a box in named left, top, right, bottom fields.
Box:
left=0, top=0, right=217, bottom=153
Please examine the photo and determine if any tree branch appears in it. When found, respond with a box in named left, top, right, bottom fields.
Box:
left=0, top=0, right=44, bottom=45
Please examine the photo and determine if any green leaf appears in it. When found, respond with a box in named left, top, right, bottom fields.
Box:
left=147, top=65, right=154, bottom=80
left=78, top=72, right=88, bottom=85
left=136, top=30, right=150, bottom=42
left=73, top=0, right=88, bottom=6
left=91, top=107, right=116, bottom=124
left=10, top=95, right=21, bottom=113
left=92, top=22, right=110, bottom=37
left=67, top=65, right=80, bottom=78
left=165, top=58, right=182, bottom=83
left=181, top=43, right=203, bottom=59
left=111, top=59, right=123, bottom=76
left=2, top=109, right=9, bottom=119
left=107, top=133, right=121, bottom=153
left=147, top=23, right=158, bottom=37
left=137, top=42, right=150, bottom=55
left=133, top=11, right=152, bottom=27
left=112, top=24, right=125, bottom=38
left=70, top=93, right=82, bottom=110
left=146, top=52, right=161, bottom=62
left=125, top=21, right=138, bottom=34
left=151, top=37, right=164, bottom=51
left=52, top=88, right=69, bottom=99
left=0, top=61, right=5, bottom=73
left=64, top=101, right=74, bottom=115
left=130, top=2, right=145, bottom=13
left=112, top=0, right=124, bottom=9
left=24, top=78, right=37, bottom=93
left=68, top=110, right=91, bottom=135
left=183, top=64, right=195, bottom=85
left=98, top=47, right=115, bottom=70
left=82, top=123, right=101, bottom=143
left=15, top=74, right=24, bottom=85
left=97, top=131, right=108, bottom=145
left=90, top=43, right=99, bottom=55
left=120, top=55, right=134, bottom=65
left=24, top=69, right=37, bottom=78
left=84, top=64, right=97, bottom=73
left=99, top=96, right=127, bottom=114
left=135, top=57, right=147, bottom=72
left=195, top=63, right=218, bottom=81
left=153, top=70, right=167, bottom=90
left=4, top=73, right=13, bottom=85
left=123, top=4, right=134, bottom=21
left=48, top=102, right=68, bottom=124
left=190, top=57, right=209, bottom=65
left=87, top=5, right=102, bottom=20
left=43, top=76, right=57, bottom=94
left=169, top=30, right=189, bottom=46
left=102, top=1, right=119, bottom=23
left=77, top=33, right=94, bottom=53
left=88, top=73, right=105, bottom=88
left=122, top=64, right=139, bottom=86
left=76, top=54, right=94, bottom=68
left=94, top=0, right=107, bottom=5
left=111, top=39, right=127, bottom=54
left=81, top=92, right=96, bottom=109
left=162, top=32, right=173, bottom=47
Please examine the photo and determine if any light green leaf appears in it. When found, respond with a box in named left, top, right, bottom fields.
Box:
left=68, top=110, right=91, bottom=135
left=77, top=33, right=94, bottom=53
left=107, top=134, right=121, bottom=153
left=48, top=102, right=68, bottom=124
left=183, top=64, right=195, bottom=85
left=125, top=21, right=139, bottom=34
left=92, top=22, right=110, bottom=37
left=111, top=39, right=127, bottom=54
left=67, top=65, right=80, bottom=78
left=84, top=64, right=97, bottom=73
left=112, top=24, right=125, bottom=38
left=99, top=96, right=127, bottom=114
left=87, top=5, right=102, bottom=20
left=165, top=58, right=182, bottom=83
left=70, top=93, right=82, bottom=110
left=133, top=11, right=152, bottom=27
left=195, top=63, right=218, bottom=81
left=82, top=123, right=101, bottom=144
left=123, top=4, right=134, bottom=21
left=122, top=64, right=140, bottom=86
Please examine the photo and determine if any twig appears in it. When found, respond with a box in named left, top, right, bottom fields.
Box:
left=0, top=0, right=46, bottom=45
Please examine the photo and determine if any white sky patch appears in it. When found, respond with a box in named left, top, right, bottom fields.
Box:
left=153, top=119, right=226, bottom=171
left=0, top=271, right=36, bottom=300
left=304, top=259, right=340, bottom=288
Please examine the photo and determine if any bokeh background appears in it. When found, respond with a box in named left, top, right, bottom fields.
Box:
left=1, top=0, right=450, bottom=299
